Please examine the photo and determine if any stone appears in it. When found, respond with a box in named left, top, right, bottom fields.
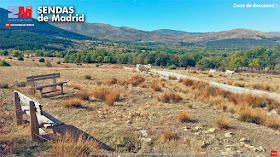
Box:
left=141, top=138, right=151, bottom=143
left=208, top=128, right=216, bottom=133
left=258, top=146, right=265, bottom=152
left=239, top=142, right=245, bottom=146
left=244, top=144, right=251, bottom=148
left=194, top=131, right=203, bottom=135
left=139, top=130, right=148, bottom=137
left=201, top=141, right=209, bottom=148
left=126, top=120, right=132, bottom=124
left=194, top=126, right=202, bottom=131
left=239, top=138, right=248, bottom=142
left=225, top=132, right=233, bottom=138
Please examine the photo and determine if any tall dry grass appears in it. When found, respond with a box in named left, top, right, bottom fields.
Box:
left=50, top=132, right=102, bottom=157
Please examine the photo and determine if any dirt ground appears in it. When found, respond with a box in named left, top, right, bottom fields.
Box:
left=1, top=57, right=280, bottom=156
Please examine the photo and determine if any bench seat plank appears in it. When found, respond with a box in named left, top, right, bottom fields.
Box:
left=30, top=82, right=67, bottom=90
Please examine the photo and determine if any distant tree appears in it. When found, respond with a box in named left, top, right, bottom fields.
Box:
left=227, top=51, right=246, bottom=71
left=249, top=59, right=260, bottom=70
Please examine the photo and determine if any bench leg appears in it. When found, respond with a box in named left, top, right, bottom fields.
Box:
left=30, top=101, right=40, bottom=142
left=39, top=89, right=43, bottom=98
left=14, top=92, right=23, bottom=126
left=60, top=85, right=64, bottom=94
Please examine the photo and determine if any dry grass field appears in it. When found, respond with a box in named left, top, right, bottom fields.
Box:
left=1, top=57, right=280, bottom=156
left=170, top=69, right=280, bottom=93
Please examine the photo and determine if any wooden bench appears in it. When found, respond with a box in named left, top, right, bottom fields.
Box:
left=27, top=73, right=67, bottom=97
left=14, top=91, right=63, bottom=141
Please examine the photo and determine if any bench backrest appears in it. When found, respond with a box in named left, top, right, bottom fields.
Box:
left=27, top=73, right=60, bottom=82
left=14, top=91, right=63, bottom=128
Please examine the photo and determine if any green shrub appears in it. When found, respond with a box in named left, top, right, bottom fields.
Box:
left=17, top=57, right=24, bottom=61
left=57, top=61, right=61, bottom=64
left=96, top=64, right=99, bottom=67
left=39, top=58, right=45, bottom=62
left=168, top=65, right=176, bottom=70
left=0, top=60, right=11, bottom=66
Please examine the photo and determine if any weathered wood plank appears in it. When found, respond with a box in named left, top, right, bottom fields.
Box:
left=31, top=82, right=67, bottom=90
left=27, top=75, right=60, bottom=82
left=26, top=73, right=60, bottom=80
left=16, top=91, right=42, bottom=115
left=42, top=89, right=61, bottom=95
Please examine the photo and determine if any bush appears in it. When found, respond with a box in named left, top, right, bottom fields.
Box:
left=168, top=76, right=177, bottom=80
left=0, top=83, right=9, bottom=89
left=57, top=61, right=61, bottom=64
left=76, top=90, right=91, bottom=100
left=106, top=78, right=118, bottom=85
left=39, top=58, right=45, bottom=62
left=71, top=84, right=82, bottom=90
left=84, top=75, right=91, bottom=80
left=96, top=64, right=99, bottom=67
left=163, top=130, right=177, bottom=141
left=45, top=61, right=52, bottom=67
left=151, top=83, right=162, bottom=92
left=62, top=98, right=82, bottom=108
left=238, top=108, right=265, bottom=125
left=15, top=81, right=26, bottom=87
left=139, top=82, right=148, bottom=88
left=158, top=92, right=182, bottom=103
left=126, top=75, right=145, bottom=86
left=93, top=88, right=120, bottom=106
left=17, top=57, right=24, bottom=61
left=178, top=111, right=190, bottom=123
left=0, top=60, right=11, bottom=66
left=168, top=65, right=176, bottom=70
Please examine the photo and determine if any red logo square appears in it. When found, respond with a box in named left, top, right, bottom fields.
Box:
left=271, top=151, right=277, bottom=156
left=5, top=23, right=10, bottom=27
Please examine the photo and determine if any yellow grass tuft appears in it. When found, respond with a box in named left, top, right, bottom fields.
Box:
left=216, top=116, right=230, bottom=130
left=93, top=88, right=120, bottom=106
left=50, top=132, right=102, bottom=157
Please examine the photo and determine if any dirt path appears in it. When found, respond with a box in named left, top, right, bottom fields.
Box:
left=150, top=69, right=280, bottom=102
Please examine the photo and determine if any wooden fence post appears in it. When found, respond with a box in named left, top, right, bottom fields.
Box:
left=14, top=91, right=23, bottom=126
left=29, top=101, right=40, bottom=142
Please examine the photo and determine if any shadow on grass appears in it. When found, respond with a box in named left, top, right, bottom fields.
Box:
left=52, top=124, right=115, bottom=152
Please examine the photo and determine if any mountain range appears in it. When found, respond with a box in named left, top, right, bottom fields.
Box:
left=1, top=7, right=280, bottom=50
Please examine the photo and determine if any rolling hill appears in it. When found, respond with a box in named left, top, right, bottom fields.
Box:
left=53, top=22, right=280, bottom=48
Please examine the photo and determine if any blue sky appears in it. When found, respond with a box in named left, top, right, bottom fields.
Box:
left=1, top=0, right=280, bottom=32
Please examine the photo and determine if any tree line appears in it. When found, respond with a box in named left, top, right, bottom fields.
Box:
left=1, top=44, right=280, bottom=71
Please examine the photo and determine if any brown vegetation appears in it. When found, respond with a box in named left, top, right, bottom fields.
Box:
left=126, top=75, right=145, bottom=86
left=51, top=132, right=102, bottom=157
left=158, top=92, right=182, bottom=103
left=62, top=98, right=82, bottom=108
left=151, top=83, right=162, bottom=92
left=162, top=130, right=177, bottom=141
left=93, top=88, right=120, bottom=106
left=178, top=111, right=190, bottom=123
left=168, top=75, right=177, bottom=80
left=84, top=75, right=91, bottom=80
left=216, top=116, right=230, bottom=130
left=139, top=82, right=148, bottom=88
left=71, top=84, right=82, bottom=90
left=76, top=90, right=91, bottom=100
